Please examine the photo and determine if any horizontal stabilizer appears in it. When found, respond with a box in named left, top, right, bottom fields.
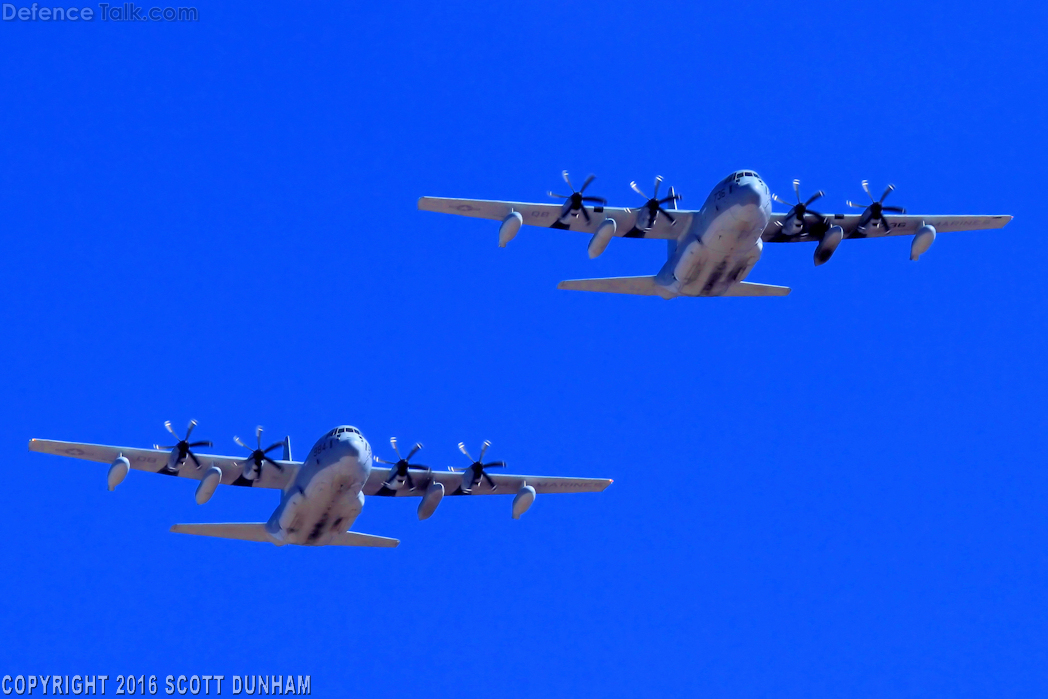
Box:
left=557, top=276, right=674, bottom=298
left=328, top=531, right=400, bottom=548
left=719, top=281, right=791, bottom=297
left=170, top=523, right=277, bottom=544
left=557, top=276, right=790, bottom=298
left=169, top=523, right=400, bottom=548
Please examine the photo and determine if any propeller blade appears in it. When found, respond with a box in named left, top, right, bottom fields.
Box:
left=793, top=179, right=801, bottom=201
left=383, top=472, right=397, bottom=488
left=652, top=176, right=663, bottom=199
left=883, top=206, right=906, bottom=213
left=484, top=461, right=507, bottom=468
left=164, top=421, right=179, bottom=439
left=188, top=452, right=201, bottom=469
left=263, top=442, right=283, bottom=453
left=772, top=193, right=791, bottom=206
left=661, top=209, right=677, bottom=224
left=185, top=420, right=197, bottom=441
left=458, top=442, right=474, bottom=462
left=562, top=170, right=573, bottom=189
left=579, top=174, right=595, bottom=193
left=481, top=471, right=497, bottom=490
left=846, top=200, right=865, bottom=209
left=581, top=196, right=607, bottom=204
left=479, top=440, right=491, bottom=462
left=558, top=200, right=574, bottom=222
left=629, top=181, right=647, bottom=199
left=263, top=455, right=283, bottom=471
left=406, top=443, right=422, bottom=461
left=375, top=456, right=395, bottom=465
left=188, top=441, right=212, bottom=448
left=157, top=444, right=175, bottom=450
left=804, top=191, right=825, bottom=206
left=879, top=215, right=892, bottom=230
left=581, top=206, right=591, bottom=224
left=390, top=437, right=402, bottom=459
left=234, top=435, right=247, bottom=449
left=861, top=180, right=873, bottom=201
left=407, top=463, right=430, bottom=471
left=880, top=184, right=895, bottom=202
left=548, top=191, right=568, bottom=199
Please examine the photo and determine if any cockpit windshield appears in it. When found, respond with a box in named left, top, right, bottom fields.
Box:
left=330, top=426, right=361, bottom=437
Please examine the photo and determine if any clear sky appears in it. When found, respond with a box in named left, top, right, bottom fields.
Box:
left=2, top=1, right=1046, bottom=696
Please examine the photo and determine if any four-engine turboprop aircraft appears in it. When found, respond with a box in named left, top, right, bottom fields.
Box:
left=28, top=421, right=612, bottom=548
left=419, top=171, right=1013, bottom=298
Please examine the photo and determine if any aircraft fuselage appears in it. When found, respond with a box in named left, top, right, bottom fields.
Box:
left=265, top=426, right=373, bottom=546
left=656, top=171, right=771, bottom=297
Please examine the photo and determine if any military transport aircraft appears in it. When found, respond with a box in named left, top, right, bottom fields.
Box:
left=28, top=421, right=611, bottom=548
left=419, top=172, right=1012, bottom=298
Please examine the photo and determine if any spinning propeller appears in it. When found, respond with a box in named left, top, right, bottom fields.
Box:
left=452, top=440, right=506, bottom=493
left=156, top=419, right=212, bottom=470
left=773, top=179, right=826, bottom=232
left=375, top=437, right=430, bottom=491
left=630, top=176, right=681, bottom=229
left=847, top=180, right=906, bottom=232
left=549, top=171, right=606, bottom=224
left=234, top=426, right=285, bottom=480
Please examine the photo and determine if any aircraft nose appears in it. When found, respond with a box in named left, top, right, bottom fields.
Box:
left=734, top=179, right=764, bottom=207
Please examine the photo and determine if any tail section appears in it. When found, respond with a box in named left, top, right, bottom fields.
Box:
left=170, top=523, right=278, bottom=544
left=558, top=276, right=676, bottom=298
left=328, top=531, right=400, bottom=548
left=557, top=276, right=790, bottom=298
left=170, top=523, right=400, bottom=548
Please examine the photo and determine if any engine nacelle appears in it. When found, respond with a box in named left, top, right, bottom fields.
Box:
left=107, top=456, right=130, bottom=491
left=511, top=485, right=536, bottom=520
left=195, top=465, right=222, bottom=505
left=814, top=225, right=844, bottom=266
left=911, top=224, right=936, bottom=261
left=499, top=212, right=523, bottom=248
left=417, top=481, right=444, bottom=520
left=588, top=218, right=617, bottom=259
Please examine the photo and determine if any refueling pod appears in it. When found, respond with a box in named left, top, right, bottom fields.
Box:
left=511, top=485, right=536, bottom=519
left=195, top=465, right=222, bottom=505
left=588, top=218, right=617, bottom=259
left=499, top=211, right=523, bottom=247
left=814, top=225, right=844, bottom=266
left=417, top=481, right=444, bottom=520
left=108, top=456, right=130, bottom=491
left=911, top=224, right=936, bottom=261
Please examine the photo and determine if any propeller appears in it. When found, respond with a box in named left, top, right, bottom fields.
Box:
left=847, top=180, right=906, bottom=232
left=155, top=419, right=212, bottom=471
left=630, top=176, right=681, bottom=229
left=548, top=171, right=606, bottom=224
left=773, top=179, right=826, bottom=232
left=452, top=440, right=506, bottom=493
left=375, top=437, right=430, bottom=491
left=234, top=426, right=285, bottom=480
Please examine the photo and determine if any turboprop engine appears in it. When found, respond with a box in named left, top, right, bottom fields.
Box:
left=911, top=224, right=936, bottom=261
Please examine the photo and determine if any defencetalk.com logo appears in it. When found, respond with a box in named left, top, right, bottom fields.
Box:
left=2, top=3, right=198, bottom=21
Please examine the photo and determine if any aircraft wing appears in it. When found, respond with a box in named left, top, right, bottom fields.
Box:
left=28, top=438, right=299, bottom=490
left=762, top=213, right=1012, bottom=243
left=418, top=196, right=690, bottom=240
left=364, top=467, right=612, bottom=497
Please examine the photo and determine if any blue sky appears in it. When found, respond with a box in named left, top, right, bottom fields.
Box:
left=2, top=1, right=1046, bottom=696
